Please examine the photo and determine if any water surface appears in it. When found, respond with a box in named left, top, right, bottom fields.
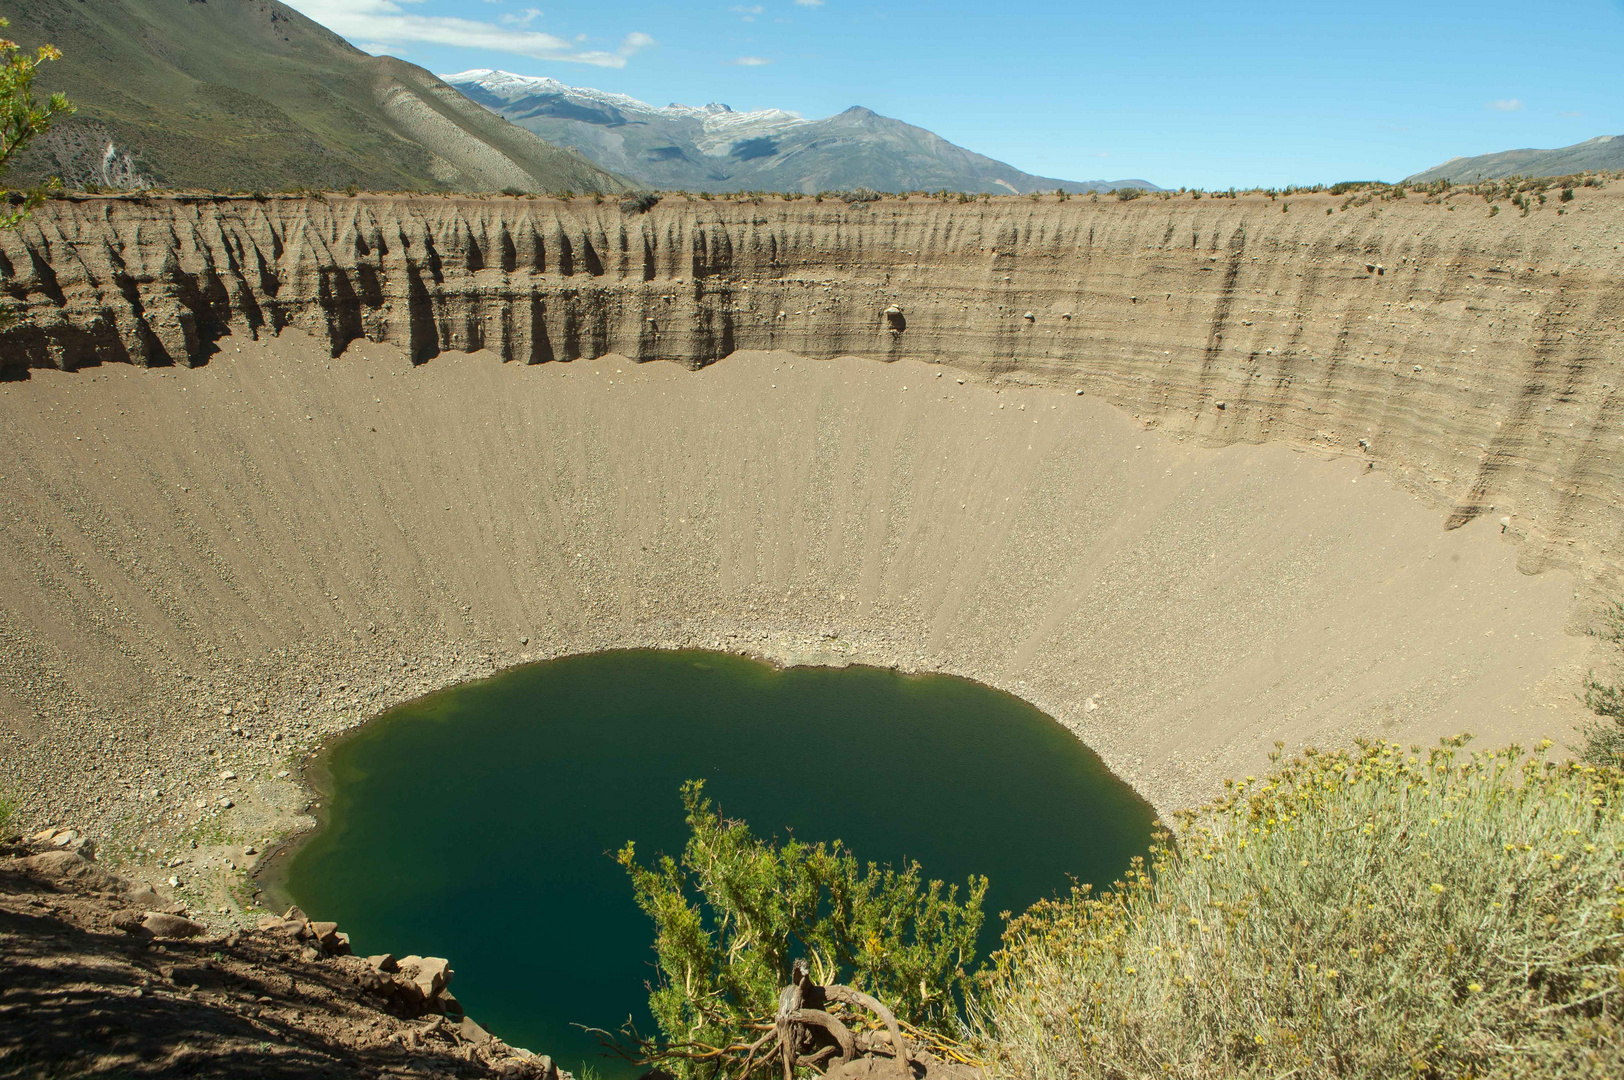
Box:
left=281, top=650, right=1154, bottom=1073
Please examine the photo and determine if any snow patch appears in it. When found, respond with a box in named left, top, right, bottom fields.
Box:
left=442, top=69, right=809, bottom=139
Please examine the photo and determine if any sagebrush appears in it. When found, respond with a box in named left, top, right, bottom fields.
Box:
left=1580, top=603, right=1624, bottom=766
left=976, top=737, right=1624, bottom=1080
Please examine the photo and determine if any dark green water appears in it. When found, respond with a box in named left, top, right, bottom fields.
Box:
left=280, top=650, right=1154, bottom=1074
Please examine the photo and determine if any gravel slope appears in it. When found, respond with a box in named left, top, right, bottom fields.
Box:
left=0, top=339, right=1592, bottom=913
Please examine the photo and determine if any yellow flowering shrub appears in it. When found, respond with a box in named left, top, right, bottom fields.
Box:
left=975, top=737, right=1624, bottom=1079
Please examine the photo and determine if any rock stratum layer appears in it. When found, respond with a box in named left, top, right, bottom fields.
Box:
left=5, top=190, right=1623, bottom=582
left=0, top=190, right=1618, bottom=881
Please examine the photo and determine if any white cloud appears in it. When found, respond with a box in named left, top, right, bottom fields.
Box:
left=1560, top=110, right=1582, bottom=118
left=501, top=7, right=543, bottom=27
left=282, top=1, right=653, bottom=67
left=731, top=56, right=772, bottom=66
left=357, top=41, right=404, bottom=55
left=794, top=0, right=825, bottom=6
left=732, top=4, right=764, bottom=21
left=1488, top=98, right=1524, bottom=112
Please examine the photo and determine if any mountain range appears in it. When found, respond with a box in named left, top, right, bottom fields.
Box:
left=442, top=69, right=1158, bottom=196
left=1407, top=134, right=1624, bottom=183
left=2, top=0, right=624, bottom=194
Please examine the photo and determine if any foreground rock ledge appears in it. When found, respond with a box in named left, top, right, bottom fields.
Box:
left=0, top=833, right=560, bottom=1079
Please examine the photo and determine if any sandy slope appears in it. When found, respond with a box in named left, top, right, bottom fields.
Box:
left=0, top=334, right=1592, bottom=916
left=5, top=187, right=1623, bottom=596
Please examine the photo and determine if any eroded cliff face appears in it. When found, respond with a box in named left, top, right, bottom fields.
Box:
left=3, top=191, right=1622, bottom=585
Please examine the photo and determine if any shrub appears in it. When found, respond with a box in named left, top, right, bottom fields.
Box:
left=1580, top=604, right=1624, bottom=766
left=975, top=737, right=1624, bottom=1080
left=1561, top=187, right=1575, bottom=202
left=0, top=794, right=13, bottom=836
left=839, top=187, right=882, bottom=204
left=619, top=192, right=661, bottom=214
left=0, top=16, right=74, bottom=229
left=619, top=781, right=987, bottom=1078
left=1114, top=188, right=1144, bottom=201
left=499, top=186, right=525, bottom=197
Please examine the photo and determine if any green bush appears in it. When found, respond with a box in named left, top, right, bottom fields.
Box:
left=620, top=192, right=661, bottom=214
left=0, top=16, right=74, bottom=229
left=619, top=781, right=987, bottom=1077
left=1580, top=604, right=1624, bottom=767
left=975, top=737, right=1624, bottom=1080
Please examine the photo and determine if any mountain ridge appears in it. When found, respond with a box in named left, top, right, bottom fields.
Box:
left=1407, top=134, right=1624, bottom=183
left=1, top=0, right=628, bottom=194
left=442, top=69, right=1157, bottom=195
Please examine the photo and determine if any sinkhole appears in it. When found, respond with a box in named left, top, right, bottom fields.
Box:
left=274, top=649, right=1157, bottom=1074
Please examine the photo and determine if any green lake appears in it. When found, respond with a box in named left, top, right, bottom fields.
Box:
left=278, top=650, right=1156, bottom=1074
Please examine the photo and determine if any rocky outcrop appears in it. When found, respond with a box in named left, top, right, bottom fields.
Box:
left=3, top=190, right=1623, bottom=582
left=0, top=831, right=558, bottom=1078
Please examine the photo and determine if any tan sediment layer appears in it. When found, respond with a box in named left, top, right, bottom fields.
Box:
left=0, top=333, right=1593, bottom=916
left=4, top=189, right=1623, bottom=588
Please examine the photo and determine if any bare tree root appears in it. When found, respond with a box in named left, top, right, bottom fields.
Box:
left=602, top=957, right=940, bottom=1080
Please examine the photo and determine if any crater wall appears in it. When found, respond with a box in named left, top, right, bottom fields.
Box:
left=0, top=190, right=1618, bottom=891
left=4, top=190, right=1623, bottom=583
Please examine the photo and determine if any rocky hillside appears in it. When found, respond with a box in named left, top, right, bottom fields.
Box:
left=443, top=70, right=1155, bottom=195
left=0, top=830, right=559, bottom=1079
left=1407, top=134, right=1624, bottom=183
left=1, top=0, right=627, bottom=195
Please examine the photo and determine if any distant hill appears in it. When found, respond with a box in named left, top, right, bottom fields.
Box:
left=443, top=70, right=1158, bottom=196
left=1407, top=135, right=1624, bottom=183
left=2, top=0, right=627, bottom=194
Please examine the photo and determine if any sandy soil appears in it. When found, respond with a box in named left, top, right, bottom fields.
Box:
left=0, top=333, right=1595, bottom=921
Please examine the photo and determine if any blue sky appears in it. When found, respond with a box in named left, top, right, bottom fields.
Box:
left=284, top=1, right=1624, bottom=188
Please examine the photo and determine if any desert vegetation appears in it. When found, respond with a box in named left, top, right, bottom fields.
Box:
left=979, top=738, right=1623, bottom=1080
left=1580, top=606, right=1624, bottom=769
left=623, top=738, right=1623, bottom=1080
left=615, top=781, right=988, bottom=1078
left=0, top=15, right=72, bottom=229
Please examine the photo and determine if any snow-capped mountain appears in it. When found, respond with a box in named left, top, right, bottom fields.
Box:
left=441, top=69, right=1156, bottom=195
